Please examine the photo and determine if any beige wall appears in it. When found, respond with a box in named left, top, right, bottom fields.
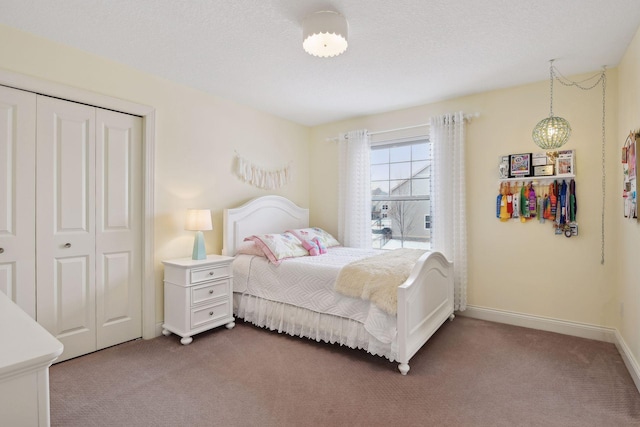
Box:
left=1, top=20, right=637, bottom=353
left=0, top=24, right=311, bottom=323
left=310, top=70, right=620, bottom=328
left=617, top=25, right=640, bottom=370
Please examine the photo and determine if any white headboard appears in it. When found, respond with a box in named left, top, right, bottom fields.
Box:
left=222, top=195, right=309, bottom=256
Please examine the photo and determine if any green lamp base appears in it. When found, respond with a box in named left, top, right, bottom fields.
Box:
left=192, top=231, right=207, bottom=260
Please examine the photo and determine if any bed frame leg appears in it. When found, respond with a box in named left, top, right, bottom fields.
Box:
left=398, top=363, right=410, bottom=375
left=449, top=313, right=455, bottom=321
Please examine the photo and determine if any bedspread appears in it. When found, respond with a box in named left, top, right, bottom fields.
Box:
left=232, top=247, right=398, bottom=344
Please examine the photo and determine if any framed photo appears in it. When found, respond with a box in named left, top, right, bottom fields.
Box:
left=532, top=152, right=549, bottom=166
left=498, top=155, right=509, bottom=179
left=622, top=132, right=638, bottom=219
left=509, top=153, right=532, bottom=177
left=533, top=164, right=554, bottom=177
left=555, top=152, right=575, bottom=176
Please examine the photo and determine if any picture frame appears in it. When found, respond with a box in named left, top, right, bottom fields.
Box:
left=498, top=155, right=509, bottom=179
left=555, top=151, right=575, bottom=177
left=532, top=152, right=549, bottom=166
left=533, top=164, right=554, bottom=177
left=509, top=153, right=532, bottom=177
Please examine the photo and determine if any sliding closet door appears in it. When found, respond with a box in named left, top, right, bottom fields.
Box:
left=36, top=96, right=97, bottom=361
left=95, top=109, right=142, bottom=350
left=0, top=86, right=36, bottom=318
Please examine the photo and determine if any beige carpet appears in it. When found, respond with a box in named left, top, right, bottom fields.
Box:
left=50, top=316, right=640, bottom=426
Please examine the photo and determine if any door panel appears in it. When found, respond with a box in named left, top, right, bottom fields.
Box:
left=55, top=256, right=91, bottom=335
left=95, top=109, right=142, bottom=349
left=0, top=86, right=36, bottom=317
left=37, top=96, right=96, bottom=362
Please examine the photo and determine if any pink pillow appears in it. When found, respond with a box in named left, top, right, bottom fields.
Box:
left=236, top=241, right=266, bottom=257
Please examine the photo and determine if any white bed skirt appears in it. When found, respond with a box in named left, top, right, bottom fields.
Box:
left=233, top=293, right=398, bottom=362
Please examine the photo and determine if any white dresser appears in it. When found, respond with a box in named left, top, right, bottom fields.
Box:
left=162, top=255, right=235, bottom=345
left=0, top=291, right=63, bottom=426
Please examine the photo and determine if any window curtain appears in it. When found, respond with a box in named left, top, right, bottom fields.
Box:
left=338, top=129, right=371, bottom=248
left=430, top=112, right=467, bottom=311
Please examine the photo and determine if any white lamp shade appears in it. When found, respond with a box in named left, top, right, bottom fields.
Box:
left=302, top=11, right=348, bottom=57
left=185, top=209, right=212, bottom=231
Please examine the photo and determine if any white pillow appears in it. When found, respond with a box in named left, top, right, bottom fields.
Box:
left=244, top=232, right=308, bottom=265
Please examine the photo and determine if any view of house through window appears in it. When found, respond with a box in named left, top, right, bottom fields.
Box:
left=371, top=138, right=431, bottom=250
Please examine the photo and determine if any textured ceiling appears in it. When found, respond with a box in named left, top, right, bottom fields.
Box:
left=1, top=1, right=639, bottom=126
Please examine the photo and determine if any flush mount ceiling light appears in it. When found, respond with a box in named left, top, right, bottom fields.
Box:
left=302, top=11, right=348, bottom=58
left=532, top=59, right=572, bottom=149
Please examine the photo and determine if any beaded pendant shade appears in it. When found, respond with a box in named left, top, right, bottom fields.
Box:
left=302, top=11, right=348, bottom=58
left=532, top=60, right=571, bottom=149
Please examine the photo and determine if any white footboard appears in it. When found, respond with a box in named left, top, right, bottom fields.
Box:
left=396, top=251, right=454, bottom=375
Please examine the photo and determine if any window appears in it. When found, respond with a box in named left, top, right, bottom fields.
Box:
left=370, top=138, right=431, bottom=250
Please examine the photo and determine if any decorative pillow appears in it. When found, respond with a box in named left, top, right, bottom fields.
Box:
left=301, top=239, right=319, bottom=256
left=244, top=232, right=308, bottom=265
left=287, top=227, right=340, bottom=248
left=313, top=237, right=327, bottom=254
left=236, top=241, right=266, bottom=257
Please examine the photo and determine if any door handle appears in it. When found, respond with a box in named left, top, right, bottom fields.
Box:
left=64, top=243, right=71, bottom=248
left=0, top=248, right=4, bottom=254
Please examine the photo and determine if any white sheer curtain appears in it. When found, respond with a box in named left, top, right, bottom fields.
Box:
left=338, top=129, right=372, bottom=248
left=430, top=112, right=467, bottom=311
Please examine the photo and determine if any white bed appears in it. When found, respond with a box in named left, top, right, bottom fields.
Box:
left=222, top=195, right=454, bottom=375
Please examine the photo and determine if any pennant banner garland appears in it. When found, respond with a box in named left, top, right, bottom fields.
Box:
left=235, top=153, right=292, bottom=190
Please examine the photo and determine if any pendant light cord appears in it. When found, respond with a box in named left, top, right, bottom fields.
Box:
left=549, top=60, right=555, bottom=117
left=552, top=64, right=607, bottom=264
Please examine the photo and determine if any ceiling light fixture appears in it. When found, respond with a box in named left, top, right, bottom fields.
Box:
left=532, top=59, right=572, bottom=149
left=302, top=11, right=348, bottom=58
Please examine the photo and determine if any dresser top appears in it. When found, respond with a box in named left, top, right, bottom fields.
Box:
left=0, top=291, right=63, bottom=377
left=162, top=254, right=234, bottom=268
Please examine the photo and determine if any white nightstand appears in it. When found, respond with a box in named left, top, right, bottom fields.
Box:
left=161, top=255, right=235, bottom=345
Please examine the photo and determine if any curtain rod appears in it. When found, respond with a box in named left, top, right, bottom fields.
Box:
left=325, top=112, right=479, bottom=142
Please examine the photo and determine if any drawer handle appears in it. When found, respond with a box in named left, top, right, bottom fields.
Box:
left=0, top=248, right=4, bottom=254
left=64, top=243, right=72, bottom=248
left=209, top=311, right=214, bottom=316
left=209, top=289, right=214, bottom=294
left=208, top=272, right=215, bottom=276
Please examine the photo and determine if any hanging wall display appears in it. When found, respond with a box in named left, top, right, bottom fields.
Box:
left=622, top=131, right=638, bottom=219
left=234, top=152, right=292, bottom=190
left=497, top=150, right=578, bottom=237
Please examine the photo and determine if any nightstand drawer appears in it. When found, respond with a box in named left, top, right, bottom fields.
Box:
left=191, top=300, right=230, bottom=329
left=191, top=265, right=230, bottom=284
left=191, top=279, right=229, bottom=306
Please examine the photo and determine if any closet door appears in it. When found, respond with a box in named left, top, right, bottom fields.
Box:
left=0, top=86, right=36, bottom=318
left=95, top=109, right=142, bottom=349
left=36, top=96, right=97, bottom=361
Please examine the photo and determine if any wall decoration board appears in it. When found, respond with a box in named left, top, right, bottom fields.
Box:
left=622, top=131, right=638, bottom=219
left=497, top=150, right=577, bottom=237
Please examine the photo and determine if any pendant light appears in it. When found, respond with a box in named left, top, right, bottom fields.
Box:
left=532, top=60, right=571, bottom=149
left=302, top=11, right=348, bottom=58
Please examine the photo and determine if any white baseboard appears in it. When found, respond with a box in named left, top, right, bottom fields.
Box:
left=460, top=305, right=640, bottom=394
left=460, top=305, right=616, bottom=342
left=614, top=329, right=640, bottom=393
left=154, top=322, right=164, bottom=338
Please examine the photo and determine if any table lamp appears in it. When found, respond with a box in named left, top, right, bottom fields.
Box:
left=185, top=209, right=212, bottom=260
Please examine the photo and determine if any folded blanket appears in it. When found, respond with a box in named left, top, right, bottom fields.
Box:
left=334, top=249, right=426, bottom=315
